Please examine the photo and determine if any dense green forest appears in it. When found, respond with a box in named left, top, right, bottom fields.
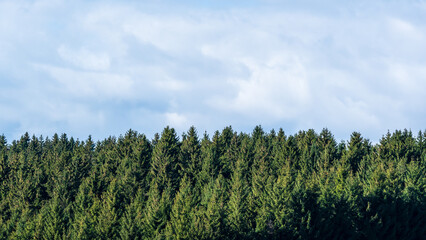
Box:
left=0, top=126, right=425, bottom=239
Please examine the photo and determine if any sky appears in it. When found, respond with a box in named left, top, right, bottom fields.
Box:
left=0, top=0, right=425, bottom=143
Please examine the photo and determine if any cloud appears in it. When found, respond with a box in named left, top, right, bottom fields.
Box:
left=0, top=0, right=425, bottom=142
left=211, top=56, right=311, bottom=120
left=35, top=64, right=133, bottom=99
left=57, top=45, right=111, bottom=71
left=388, top=18, right=423, bottom=41
left=165, top=112, right=188, bottom=129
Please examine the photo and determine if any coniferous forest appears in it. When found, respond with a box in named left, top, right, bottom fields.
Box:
left=0, top=126, right=425, bottom=239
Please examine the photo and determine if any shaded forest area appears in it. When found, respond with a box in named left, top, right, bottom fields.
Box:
left=0, top=126, right=425, bottom=239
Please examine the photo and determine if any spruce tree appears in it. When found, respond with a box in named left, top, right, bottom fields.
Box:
left=120, top=188, right=145, bottom=240
left=197, top=132, right=215, bottom=189
left=149, top=126, right=181, bottom=193
left=180, top=126, right=201, bottom=185
left=346, top=132, right=370, bottom=173
left=226, top=157, right=249, bottom=239
left=95, top=179, right=123, bottom=239
left=202, top=175, right=226, bottom=239
left=42, top=195, right=69, bottom=240
left=71, top=178, right=97, bottom=240
left=142, top=181, right=171, bottom=238
left=317, top=128, right=337, bottom=169
left=165, top=174, right=194, bottom=239
left=248, top=134, right=271, bottom=233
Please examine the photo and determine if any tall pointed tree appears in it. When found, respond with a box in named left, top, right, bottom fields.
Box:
left=180, top=126, right=201, bottom=184
left=226, top=157, right=249, bottom=238
left=149, top=126, right=181, bottom=193
left=142, top=181, right=172, bottom=238
left=202, top=174, right=226, bottom=239
left=165, top=174, right=194, bottom=239
left=346, top=132, right=370, bottom=173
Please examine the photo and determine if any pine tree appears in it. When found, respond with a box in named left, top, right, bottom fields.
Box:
left=96, top=179, right=123, bottom=239
left=12, top=206, right=36, bottom=239
left=0, top=128, right=425, bottom=239
left=226, top=157, right=249, bottom=239
left=165, top=174, right=194, bottom=239
left=270, top=128, right=287, bottom=175
left=42, top=195, right=69, bottom=239
left=295, top=130, right=318, bottom=175
left=0, top=135, right=8, bottom=185
left=70, top=178, right=97, bottom=240
left=248, top=134, right=271, bottom=233
left=202, top=175, right=226, bottom=239
left=317, top=128, right=337, bottom=169
left=416, top=130, right=426, bottom=157
left=253, top=176, right=275, bottom=238
left=268, top=161, right=293, bottom=238
left=116, top=130, right=152, bottom=199
left=120, top=188, right=145, bottom=240
left=346, top=132, right=370, bottom=173
left=287, top=173, right=321, bottom=239
left=149, top=126, right=181, bottom=193
left=197, top=132, right=215, bottom=189
left=142, top=181, right=171, bottom=238
left=218, top=132, right=239, bottom=180
left=180, top=126, right=201, bottom=185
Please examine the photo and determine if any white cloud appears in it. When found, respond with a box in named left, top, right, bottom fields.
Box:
left=211, top=56, right=311, bottom=120
left=153, top=76, right=187, bottom=91
left=388, top=18, right=423, bottom=41
left=165, top=112, right=188, bottom=129
left=57, top=45, right=110, bottom=71
left=0, top=0, right=425, bottom=141
left=35, top=65, right=133, bottom=99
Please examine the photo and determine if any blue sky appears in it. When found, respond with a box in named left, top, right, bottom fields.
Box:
left=0, top=0, right=425, bottom=142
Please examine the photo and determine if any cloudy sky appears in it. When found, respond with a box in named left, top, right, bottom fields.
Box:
left=0, top=0, right=425, bottom=142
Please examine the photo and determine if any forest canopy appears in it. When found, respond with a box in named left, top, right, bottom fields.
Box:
left=0, top=126, right=425, bottom=239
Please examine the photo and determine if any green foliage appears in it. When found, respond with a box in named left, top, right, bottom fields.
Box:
left=142, top=181, right=172, bottom=239
left=180, top=126, right=201, bottom=185
left=201, top=175, right=226, bottom=239
left=226, top=157, right=249, bottom=239
left=0, top=127, right=424, bottom=239
left=165, top=175, right=194, bottom=239
left=150, top=127, right=181, bottom=193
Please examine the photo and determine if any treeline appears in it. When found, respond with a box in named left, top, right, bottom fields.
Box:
left=0, top=126, right=425, bottom=239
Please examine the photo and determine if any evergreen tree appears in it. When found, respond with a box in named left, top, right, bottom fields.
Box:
left=248, top=133, right=271, bottom=233
left=346, top=132, right=370, bottom=173
left=95, top=179, right=123, bottom=239
left=296, top=129, right=319, bottom=175
left=0, top=135, right=8, bottom=186
left=0, top=128, right=424, bottom=239
left=270, top=128, right=287, bottom=175
left=201, top=175, right=226, bottom=239
left=180, top=126, right=201, bottom=184
left=142, top=181, right=171, bottom=238
left=317, top=128, right=337, bottom=169
left=150, top=127, right=181, bottom=193
left=120, top=188, right=145, bottom=240
left=218, top=132, right=239, bottom=180
left=116, top=130, right=152, bottom=199
left=42, top=195, right=69, bottom=239
left=226, top=157, right=249, bottom=239
left=197, top=132, right=216, bottom=189
left=268, top=160, right=294, bottom=238
left=71, top=178, right=97, bottom=240
left=165, top=174, right=194, bottom=239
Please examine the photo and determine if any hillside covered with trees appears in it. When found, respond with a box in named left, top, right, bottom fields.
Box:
left=0, top=126, right=425, bottom=239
